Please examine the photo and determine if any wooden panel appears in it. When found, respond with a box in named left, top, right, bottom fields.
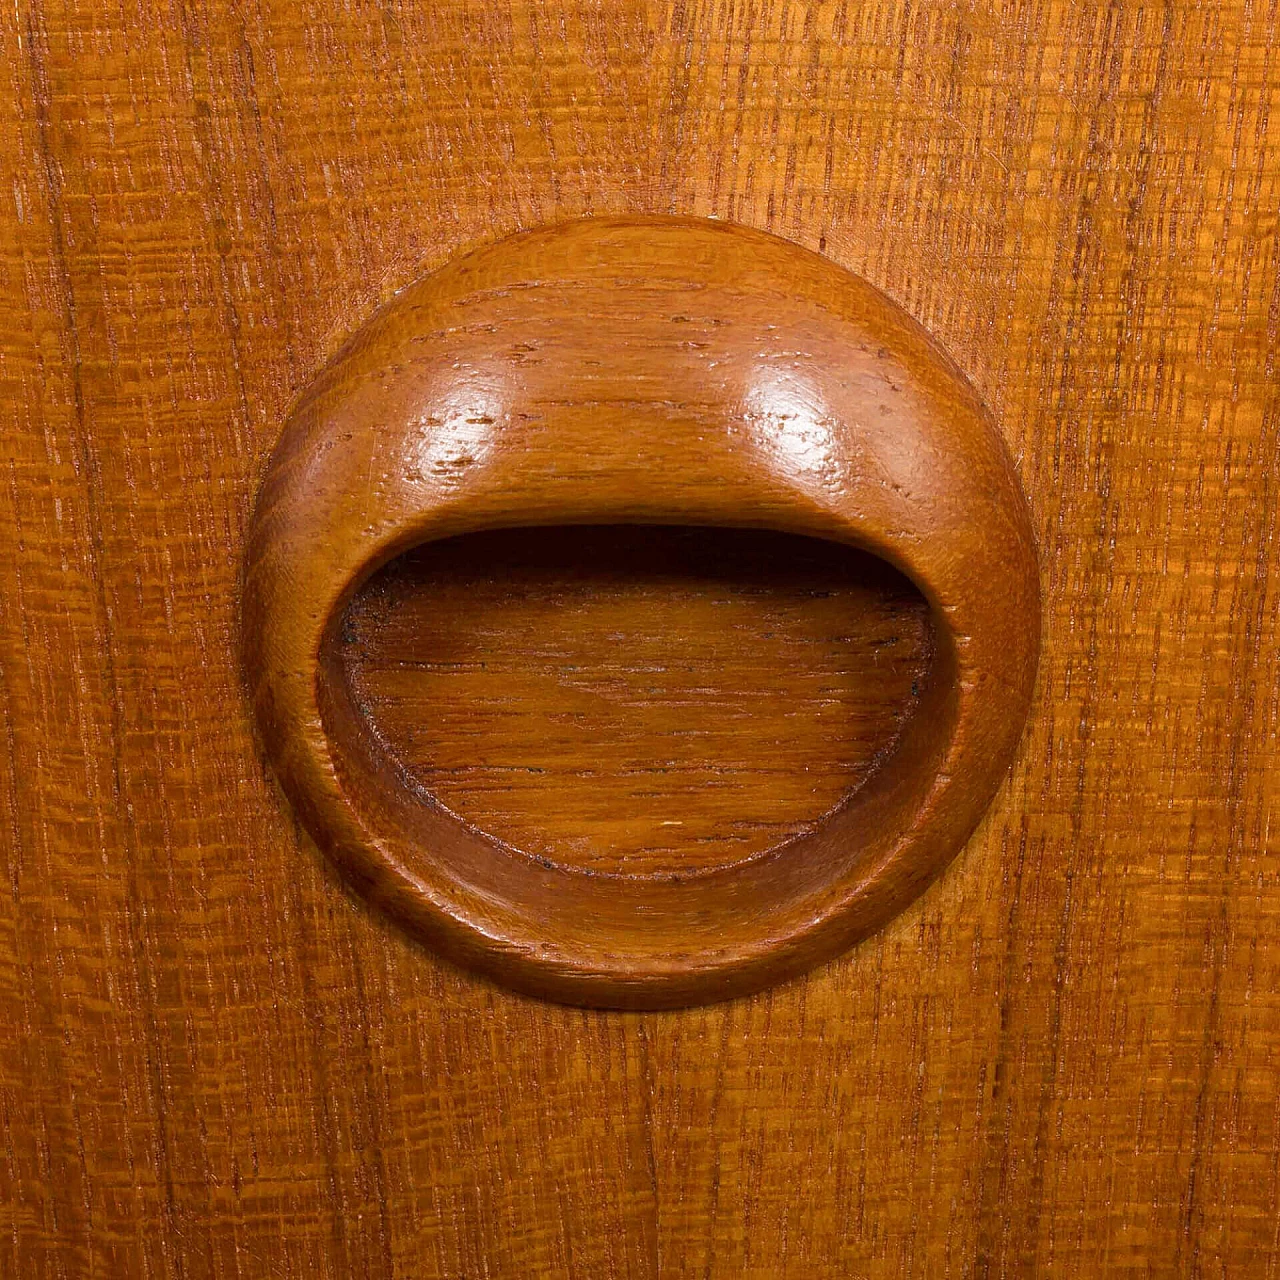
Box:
left=645, top=3, right=1280, bottom=1274
left=0, top=0, right=659, bottom=1275
left=0, top=0, right=1277, bottom=1277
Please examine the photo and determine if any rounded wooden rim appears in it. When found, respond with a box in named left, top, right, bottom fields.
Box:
left=242, top=216, right=1040, bottom=1008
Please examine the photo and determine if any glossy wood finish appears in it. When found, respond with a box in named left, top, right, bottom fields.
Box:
left=242, top=216, right=1039, bottom=1006
left=1, top=0, right=1278, bottom=1273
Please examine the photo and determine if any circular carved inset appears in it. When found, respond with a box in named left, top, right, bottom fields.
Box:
left=242, top=216, right=1040, bottom=1008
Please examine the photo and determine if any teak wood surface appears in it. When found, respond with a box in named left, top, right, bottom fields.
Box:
left=1, top=0, right=1278, bottom=1276
left=241, top=215, right=1039, bottom=1007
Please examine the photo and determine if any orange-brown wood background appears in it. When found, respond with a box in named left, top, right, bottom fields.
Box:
left=2, top=0, right=1278, bottom=1274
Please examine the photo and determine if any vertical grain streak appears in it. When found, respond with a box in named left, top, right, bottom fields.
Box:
left=1174, top=10, right=1280, bottom=1271
left=19, top=5, right=191, bottom=1273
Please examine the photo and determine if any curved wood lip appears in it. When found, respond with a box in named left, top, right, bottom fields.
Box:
left=242, top=214, right=1041, bottom=1009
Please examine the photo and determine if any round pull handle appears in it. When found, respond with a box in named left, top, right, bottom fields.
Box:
left=243, top=216, right=1040, bottom=1008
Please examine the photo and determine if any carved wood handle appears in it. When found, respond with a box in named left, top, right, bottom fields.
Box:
left=242, top=216, right=1040, bottom=1008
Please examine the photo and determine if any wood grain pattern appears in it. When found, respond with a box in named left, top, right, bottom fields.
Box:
left=0, top=0, right=1277, bottom=1272
left=241, top=214, right=1037, bottom=1006
left=343, top=526, right=931, bottom=875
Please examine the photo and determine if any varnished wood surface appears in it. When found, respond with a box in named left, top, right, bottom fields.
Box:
left=344, top=526, right=930, bottom=876
left=241, top=214, right=1037, bottom=1006
left=1, top=0, right=1278, bottom=1273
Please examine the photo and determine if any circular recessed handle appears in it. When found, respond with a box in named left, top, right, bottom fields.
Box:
left=242, top=215, right=1039, bottom=1009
